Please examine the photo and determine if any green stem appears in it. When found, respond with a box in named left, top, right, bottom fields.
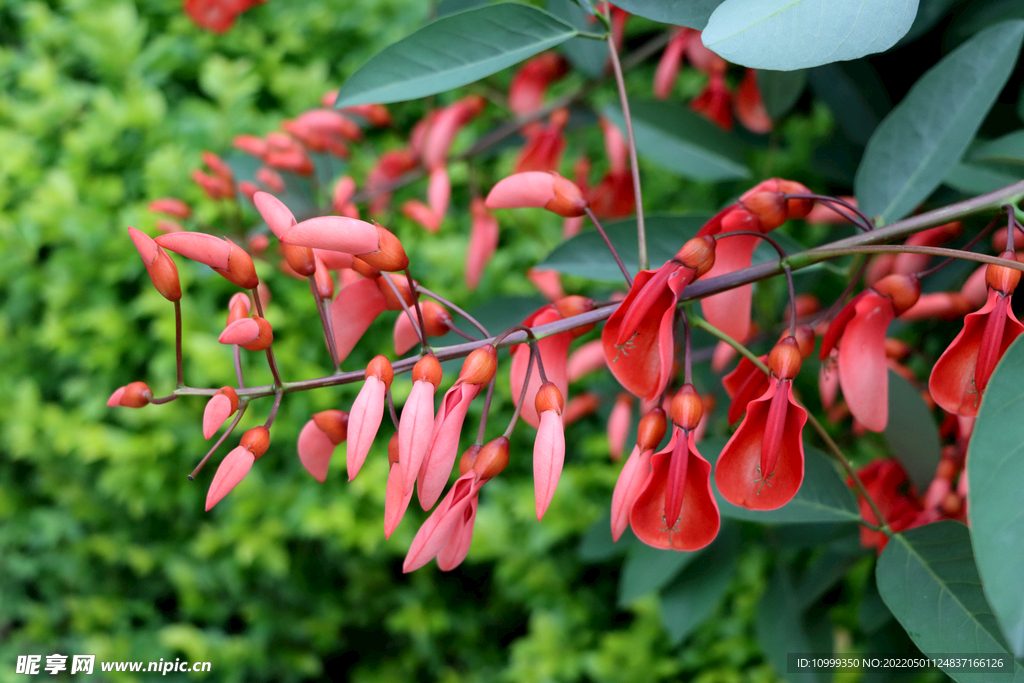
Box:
left=690, top=313, right=769, bottom=373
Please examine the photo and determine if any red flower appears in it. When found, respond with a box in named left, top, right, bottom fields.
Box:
left=630, top=386, right=720, bottom=551
left=929, top=254, right=1023, bottom=417
left=602, top=237, right=716, bottom=400
left=853, top=459, right=924, bottom=552
left=611, top=408, right=667, bottom=541
left=716, top=337, right=807, bottom=510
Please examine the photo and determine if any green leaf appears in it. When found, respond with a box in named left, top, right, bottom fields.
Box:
left=883, top=370, right=940, bottom=492
left=757, top=69, right=806, bottom=121
left=578, top=514, right=635, bottom=562
left=609, top=0, right=724, bottom=29
left=876, top=522, right=1024, bottom=681
left=808, top=61, right=890, bottom=146
left=969, top=336, right=1024, bottom=659
left=659, top=525, right=737, bottom=644
left=333, top=3, right=577, bottom=108
left=971, top=130, right=1024, bottom=167
left=854, top=20, right=1024, bottom=223
left=603, top=100, right=749, bottom=181
left=896, top=0, right=964, bottom=46
left=702, top=0, right=919, bottom=71
left=703, top=438, right=862, bottom=524
left=944, top=160, right=1023, bottom=196
left=755, top=564, right=830, bottom=683
left=547, top=0, right=606, bottom=78
left=540, top=214, right=711, bottom=282
left=794, top=549, right=860, bottom=610
left=618, top=542, right=704, bottom=606
left=436, top=0, right=489, bottom=17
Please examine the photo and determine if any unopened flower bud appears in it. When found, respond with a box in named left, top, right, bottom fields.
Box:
left=312, top=409, right=349, bottom=445
left=240, top=426, right=270, bottom=458
left=357, top=224, right=409, bottom=272
left=986, top=251, right=1020, bottom=294
left=388, top=432, right=400, bottom=466
left=741, top=191, right=788, bottom=231
left=792, top=325, right=816, bottom=359
left=281, top=242, right=316, bottom=276
left=377, top=273, right=415, bottom=310
left=636, top=407, right=667, bottom=452
left=351, top=257, right=382, bottom=279
left=459, top=444, right=482, bottom=475
left=769, top=336, right=802, bottom=380
left=366, top=355, right=395, bottom=389
left=676, top=235, right=716, bottom=277
left=107, top=381, right=152, bottom=408
left=544, top=173, right=588, bottom=218
left=420, top=301, right=454, bottom=337
left=942, top=492, right=963, bottom=516
left=670, top=384, right=703, bottom=430
left=128, top=227, right=182, bottom=302
left=473, top=437, right=510, bottom=480
left=776, top=180, right=813, bottom=218
left=873, top=273, right=921, bottom=315
left=226, top=292, right=251, bottom=326
left=535, top=382, right=564, bottom=415
left=458, top=344, right=497, bottom=385
left=553, top=295, right=596, bottom=336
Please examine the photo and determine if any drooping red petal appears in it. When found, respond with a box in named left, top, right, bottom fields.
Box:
left=202, top=393, right=234, bottom=439
left=722, top=355, right=770, bottom=423
left=218, top=318, right=261, bottom=345
left=436, top=496, right=478, bottom=571
left=402, top=200, right=441, bottom=233
left=297, top=419, right=336, bottom=482
left=403, top=473, right=480, bottom=572
left=929, top=290, right=1023, bottom=417
left=393, top=310, right=422, bottom=356
left=465, top=199, right=499, bottom=290
left=699, top=232, right=759, bottom=341
left=346, top=376, right=386, bottom=481
left=206, top=446, right=255, bottom=510
left=533, top=410, right=566, bottom=520
left=329, top=278, right=387, bottom=363
left=282, top=216, right=381, bottom=255
left=715, top=382, right=806, bottom=510
left=607, top=393, right=633, bottom=461
left=653, top=28, right=689, bottom=99
left=253, top=191, right=296, bottom=238
left=837, top=292, right=894, bottom=432
left=630, top=431, right=720, bottom=551
left=385, top=462, right=415, bottom=538
left=399, top=380, right=437, bottom=494
left=611, top=446, right=653, bottom=541
left=427, top=167, right=450, bottom=222
left=510, top=308, right=571, bottom=428
left=734, top=69, right=772, bottom=134
left=819, top=292, right=865, bottom=358
left=663, top=430, right=691, bottom=529
left=566, top=339, right=606, bottom=383
left=418, top=383, right=482, bottom=510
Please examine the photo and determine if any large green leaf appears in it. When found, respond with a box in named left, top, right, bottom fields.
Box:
left=756, top=564, right=830, bottom=683
left=659, top=525, right=737, bottom=644
left=608, top=0, right=724, bottom=29
left=883, top=370, right=940, bottom=492
left=702, top=0, right=918, bottom=71
left=970, top=130, right=1024, bottom=168
left=808, top=61, right=890, bottom=146
left=896, top=0, right=964, bottom=46
left=876, top=522, right=1024, bottom=682
left=547, top=0, right=606, bottom=78
left=944, top=160, right=1023, bottom=196
left=333, top=4, right=577, bottom=107
left=603, top=101, right=749, bottom=181
left=618, top=543, right=703, bottom=606
left=757, top=69, right=806, bottom=121
left=854, top=20, right=1024, bottom=223
left=702, top=438, right=862, bottom=524
left=540, top=214, right=711, bottom=282
left=969, top=336, right=1024, bottom=659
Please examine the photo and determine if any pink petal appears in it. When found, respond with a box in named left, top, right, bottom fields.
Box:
left=206, top=446, right=255, bottom=510
left=253, top=191, right=296, bottom=238
left=534, top=409, right=566, bottom=520
left=329, top=278, right=387, bottom=363
left=399, top=380, right=436, bottom=494
left=418, top=383, right=482, bottom=510
left=314, top=248, right=355, bottom=271
left=106, top=387, right=126, bottom=407
left=401, top=200, right=440, bottom=233
left=155, top=232, right=231, bottom=271
left=607, top=393, right=632, bottom=461
left=485, top=172, right=556, bottom=210
left=385, top=462, right=415, bottom=538
left=128, top=227, right=158, bottom=265
left=297, top=419, right=336, bottom=482
left=282, top=216, right=380, bottom=255
left=510, top=308, right=571, bottom=428
left=404, top=473, right=479, bottom=572
left=566, top=340, right=606, bottom=383
left=427, top=167, right=450, bottom=222
left=611, top=446, right=653, bottom=541
left=219, top=318, right=260, bottom=345
left=838, top=292, right=894, bottom=432
left=436, top=496, right=478, bottom=571
left=653, top=28, right=687, bottom=100
left=526, top=268, right=564, bottom=301
left=202, top=393, right=234, bottom=439
left=465, top=199, right=499, bottom=290
left=346, top=376, right=386, bottom=481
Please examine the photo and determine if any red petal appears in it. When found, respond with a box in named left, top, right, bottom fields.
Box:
left=385, top=462, right=415, bottom=538
left=436, top=496, right=478, bottom=571
left=418, top=383, right=481, bottom=510
left=699, top=232, right=759, bottom=341
left=399, top=380, right=437, bottom=494
left=403, top=473, right=479, bottom=572
left=465, top=199, right=499, bottom=290
left=427, top=167, right=450, bottom=221
left=611, top=446, right=653, bottom=541
left=297, top=419, right=336, bottom=482
left=329, top=278, right=387, bottom=363
left=837, top=292, right=894, bottom=432
left=485, top=172, right=556, bottom=210
left=715, top=382, right=806, bottom=510
left=156, top=232, right=231, bottom=271
left=282, top=216, right=381, bottom=255
left=510, top=309, right=571, bottom=428
left=206, top=446, right=255, bottom=511
left=534, top=410, right=566, bottom=520
left=631, top=431, right=720, bottom=550
left=202, top=393, right=234, bottom=439
left=253, top=192, right=296, bottom=238
left=218, top=318, right=260, bottom=345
